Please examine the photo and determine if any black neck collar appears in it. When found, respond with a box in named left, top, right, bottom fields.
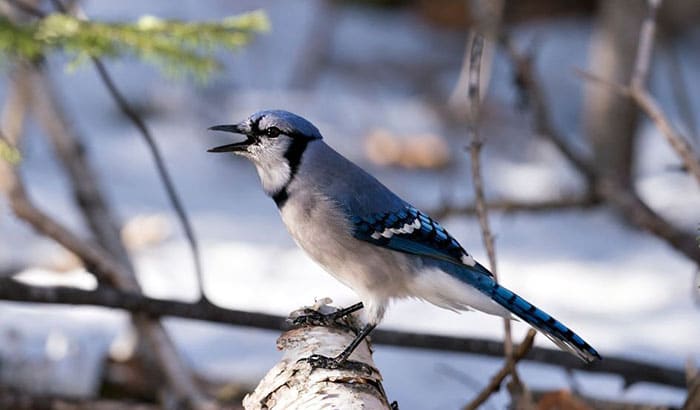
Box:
left=272, top=137, right=316, bottom=208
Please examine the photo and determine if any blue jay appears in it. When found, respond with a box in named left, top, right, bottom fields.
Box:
left=209, top=110, right=600, bottom=370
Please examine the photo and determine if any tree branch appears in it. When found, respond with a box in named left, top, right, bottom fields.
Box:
left=464, top=329, right=536, bottom=410
left=1, top=67, right=211, bottom=408
left=504, top=34, right=699, bottom=266
left=0, top=277, right=686, bottom=389
left=465, top=31, right=521, bottom=403
left=430, top=194, right=600, bottom=219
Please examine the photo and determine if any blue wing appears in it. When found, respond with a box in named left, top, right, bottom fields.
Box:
left=350, top=205, right=490, bottom=275
left=351, top=204, right=601, bottom=363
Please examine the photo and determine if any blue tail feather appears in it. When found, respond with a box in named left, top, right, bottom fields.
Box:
left=455, top=263, right=601, bottom=363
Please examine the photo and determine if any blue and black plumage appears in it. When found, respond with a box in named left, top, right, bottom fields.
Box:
left=351, top=205, right=600, bottom=362
left=209, top=109, right=601, bottom=367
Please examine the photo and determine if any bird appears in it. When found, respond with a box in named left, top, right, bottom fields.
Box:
left=208, top=109, right=601, bottom=370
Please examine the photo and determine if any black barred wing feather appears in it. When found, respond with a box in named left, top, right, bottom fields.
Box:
left=351, top=205, right=489, bottom=275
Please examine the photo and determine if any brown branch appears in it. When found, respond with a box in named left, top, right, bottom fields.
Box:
left=464, top=329, right=537, bottom=410
left=504, top=35, right=699, bottom=266
left=0, top=277, right=687, bottom=389
left=1, top=69, right=211, bottom=408
left=466, top=31, right=520, bottom=399
left=629, top=0, right=700, bottom=185
left=28, top=66, right=135, bottom=272
left=578, top=0, right=700, bottom=187
left=430, top=194, right=600, bottom=219
left=0, top=387, right=159, bottom=410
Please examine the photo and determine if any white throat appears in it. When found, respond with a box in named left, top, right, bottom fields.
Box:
left=255, top=161, right=291, bottom=196
left=249, top=137, right=293, bottom=196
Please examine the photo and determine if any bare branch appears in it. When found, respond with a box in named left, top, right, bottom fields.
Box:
left=28, top=66, right=135, bottom=272
left=577, top=0, right=700, bottom=186
left=0, top=386, right=160, bottom=410
left=465, top=31, right=528, bottom=406
left=630, top=0, right=660, bottom=92
left=430, top=194, right=600, bottom=220
left=632, top=90, right=700, bottom=186
left=464, top=330, right=537, bottom=410
left=1, top=66, right=211, bottom=408
left=505, top=37, right=699, bottom=265
left=0, top=277, right=687, bottom=389
left=47, top=0, right=206, bottom=302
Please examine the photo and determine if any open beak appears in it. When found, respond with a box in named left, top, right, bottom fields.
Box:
left=207, top=124, right=254, bottom=153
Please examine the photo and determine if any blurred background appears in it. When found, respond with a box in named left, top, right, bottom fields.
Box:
left=1, top=0, right=699, bottom=408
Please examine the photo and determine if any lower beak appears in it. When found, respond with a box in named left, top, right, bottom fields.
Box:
left=207, top=124, right=253, bottom=153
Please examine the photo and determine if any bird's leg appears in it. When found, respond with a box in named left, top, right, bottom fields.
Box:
left=293, top=301, right=364, bottom=327
left=303, top=322, right=377, bottom=374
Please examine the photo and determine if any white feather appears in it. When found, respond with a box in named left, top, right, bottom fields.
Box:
left=409, top=268, right=509, bottom=317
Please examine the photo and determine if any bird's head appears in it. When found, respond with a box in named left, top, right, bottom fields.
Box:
left=208, top=110, right=322, bottom=196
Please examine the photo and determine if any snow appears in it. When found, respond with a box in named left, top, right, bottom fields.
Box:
left=1, top=1, right=699, bottom=408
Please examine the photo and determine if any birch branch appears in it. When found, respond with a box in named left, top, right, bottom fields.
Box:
left=243, top=301, right=392, bottom=410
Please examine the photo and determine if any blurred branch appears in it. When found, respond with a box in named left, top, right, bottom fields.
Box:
left=464, top=329, right=536, bottom=410
left=503, top=33, right=700, bottom=266
left=465, top=31, right=524, bottom=406
left=578, top=0, right=700, bottom=187
left=430, top=193, right=600, bottom=220
left=0, top=277, right=687, bottom=389
left=684, top=360, right=700, bottom=410
left=51, top=0, right=207, bottom=303
left=1, top=65, right=211, bottom=409
left=531, top=389, right=674, bottom=410
left=0, top=387, right=159, bottom=410
left=28, top=66, right=135, bottom=272
left=0, top=130, right=211, bottom=407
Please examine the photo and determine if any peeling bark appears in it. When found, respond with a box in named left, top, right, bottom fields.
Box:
left=243, top=302, right=392, bottom=410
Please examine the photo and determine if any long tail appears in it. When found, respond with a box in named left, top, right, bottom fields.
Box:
left=456, top=263, right=601, bottom=363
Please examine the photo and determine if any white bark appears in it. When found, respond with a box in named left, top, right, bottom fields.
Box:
left=243, top=301, right=392, bottom=410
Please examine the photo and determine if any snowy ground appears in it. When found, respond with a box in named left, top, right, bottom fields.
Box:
left=1, top=1, right=699, bottom=408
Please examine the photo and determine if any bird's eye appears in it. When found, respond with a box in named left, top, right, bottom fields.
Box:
left=266, top=127, right=281, bottom=138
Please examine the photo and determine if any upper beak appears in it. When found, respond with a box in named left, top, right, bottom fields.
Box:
left=207, top=124, right=253, bottom=153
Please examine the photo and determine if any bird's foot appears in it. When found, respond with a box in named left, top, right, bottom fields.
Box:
left=300, top=354, right=374, bottom=375
left=292, top=302, right=364, bottom=328
left=292, top=309, right=337, bottom=327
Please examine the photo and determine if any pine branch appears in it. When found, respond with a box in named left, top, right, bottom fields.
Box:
left=0, top=9, right=269, bottom=80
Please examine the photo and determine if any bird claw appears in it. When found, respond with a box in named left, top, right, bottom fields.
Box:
left=292, top=309, right=337, bottom=327
left=300, top=354, right=374, bottom=375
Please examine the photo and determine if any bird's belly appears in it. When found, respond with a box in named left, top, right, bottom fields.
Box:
left=279, top=197, right=414, bottom=301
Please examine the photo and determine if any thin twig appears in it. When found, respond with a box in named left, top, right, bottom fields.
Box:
left=630, top=0, right=700, bottom=185
left=630, top=0, right=659, bottom=92
left=465, top=31, right=523, bottom=404
left=48, top=0, right=206, bottom=302
left=90, top=59, right=207, bottom=301
left=0, top=277, right=687, bottom=389
left=464, top=330, right=537, bottom=410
